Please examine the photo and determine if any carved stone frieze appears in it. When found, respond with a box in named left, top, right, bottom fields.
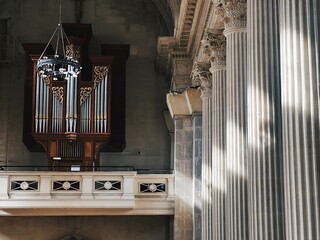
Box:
left=52, top=86, right=64, bottom=103
left=212, top=0, right=247, bottom=30
left=191, top=62, right=212, bottom=97
left=201, top=31, right=226, bottom=68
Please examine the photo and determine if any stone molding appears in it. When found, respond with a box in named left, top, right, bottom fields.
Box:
left=176, top=0, right=197, bottom=49
left=191, top=62, right=212, bottom=98
left=166, top=88, right=202, bottom=118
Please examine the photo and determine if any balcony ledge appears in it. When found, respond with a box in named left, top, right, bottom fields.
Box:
left=0, top=171, right=174, bottom=216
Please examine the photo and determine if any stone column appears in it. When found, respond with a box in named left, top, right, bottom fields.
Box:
left=192, top=63, right=212, bottom=240
left=202, top=30, right=227, bottom=240
left=167, top=90, right=202, bottom=240
left=186, top=89, right=203, bottom=240
left=193, top=113, right=202, bottom=240
left=247, top=1, right=285, bottom=239
left=174, top=116, right=194, bottom=240
left=217, top=1, right=248, bottom=239
left=280, top=1, right=320, bottom=239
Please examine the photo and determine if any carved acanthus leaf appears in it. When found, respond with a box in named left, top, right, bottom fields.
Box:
left=201, top=32, right=226, bottom=67
left=212, top=0, right=247, bottom=29
left=224, top=1, right=246, bottom=29
left=191, top=62, right=212, bottom=96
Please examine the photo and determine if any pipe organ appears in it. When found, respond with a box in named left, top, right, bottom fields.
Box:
left=30, top=54, right=113, bottom=170
left=22, top=24, right=129, bottom=170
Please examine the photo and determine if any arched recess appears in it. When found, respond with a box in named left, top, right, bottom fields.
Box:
left=151, top=0, right=181, bottom=35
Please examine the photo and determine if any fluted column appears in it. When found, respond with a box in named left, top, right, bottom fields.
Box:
left=192, top=63, right=212, bottom=240
left=202, top=30, right=227, bottom=240
left=247, top=1, right=284, bottom=239
left=216, top=1, right=248, bottom=239
left=280, top=1, right=320, bottom=239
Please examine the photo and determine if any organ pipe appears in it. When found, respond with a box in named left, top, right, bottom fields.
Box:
left=35, top=65, right=109, bottom=135
left=35, top=75, right=50, bottom=133
left=35, top=75, right=40, bottom=132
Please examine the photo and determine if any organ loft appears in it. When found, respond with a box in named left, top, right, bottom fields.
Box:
left=22, top=23, right=129, bottom=170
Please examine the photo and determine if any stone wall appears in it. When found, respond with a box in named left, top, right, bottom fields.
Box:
left=0, top=216, right=171, bottom=240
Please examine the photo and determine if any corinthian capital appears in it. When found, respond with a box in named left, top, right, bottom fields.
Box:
left=224, top=1, right=246, bottom=29
left=201, top=30, right=226, bottom=68
left=191, top=62, right=212, bottom=97
left=212, top=0, right=247, bottom=30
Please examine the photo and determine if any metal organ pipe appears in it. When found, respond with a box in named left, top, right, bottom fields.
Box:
left=66, top=75, right=70, bottom=132
left=35, top=75, right=50, bottom=133
left=44, top=79, right=48, bottom=132
left=36, top=66, right=109, bottom=134
left=73, top=76, right=78, bottom=132
left=70, top=75, right=74, bottom=132
left=93, top=70, right=108, bottom=133
left=94, top=84, right=98, bottom=133
left=35, top=75, right=40, bottom=132
left=51, top=87, right=63, bottom=133
left=52, top=93, right=56, bottom=132
left=80, top=87, right=92, bottom=133
left=88, top=95, right=91, bottom=132
left=39, top=76, right=43, bottom=132
left=103, top=75, right=108, bottom=132
left=69, top=74, right=73, bottom=132
left=97, top=80, right=101, bottom=133
left=100, top=75, right=104, bottom=132
left=65, top=65, right=78, bottom=133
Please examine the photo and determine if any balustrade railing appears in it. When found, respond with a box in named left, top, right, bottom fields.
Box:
left=0, top=171, right=174, bottom=216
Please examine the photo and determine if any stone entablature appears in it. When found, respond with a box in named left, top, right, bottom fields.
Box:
left=176, top=0, right=197, bottom=49
left=0, top=171, right=174, bottom=216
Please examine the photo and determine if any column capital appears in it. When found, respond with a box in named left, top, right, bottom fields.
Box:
left=191, top=62, right=212, bottom=98
left=213, top=0, right=247, bottom=32
left=201, top=30, right=226, bottom=71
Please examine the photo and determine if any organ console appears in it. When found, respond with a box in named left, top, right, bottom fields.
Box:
left=22, top=24, right=129, bottom=170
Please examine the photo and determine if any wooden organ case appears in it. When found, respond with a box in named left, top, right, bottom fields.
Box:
left=22, top=24, right=129, bottom=170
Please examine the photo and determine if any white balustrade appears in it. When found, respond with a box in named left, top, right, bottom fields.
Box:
left=0, top=171, right=174, bottom=216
